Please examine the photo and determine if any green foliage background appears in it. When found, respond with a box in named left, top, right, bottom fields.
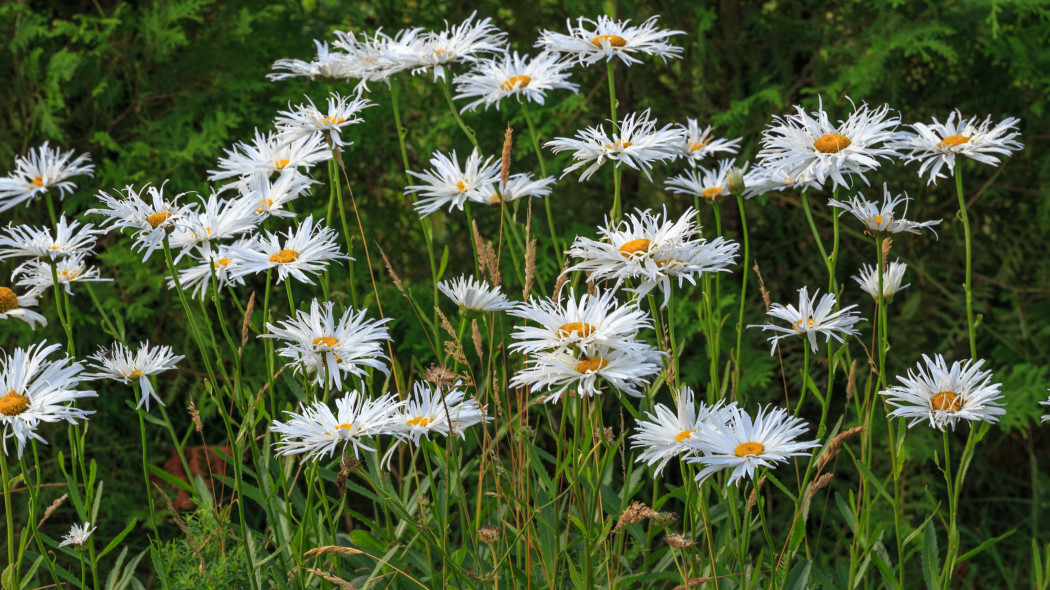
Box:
left=2, top=0, right=1049, bottom=587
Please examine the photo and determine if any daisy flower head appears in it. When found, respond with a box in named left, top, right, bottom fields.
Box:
left=13, top=253, right=111, bottom=296
left=898, top=110, right=1023, bottom=185
left=88, top=182, right=193, bottom=261
left=228, top=215, right=347, bottom=285
left=635, top=236, right=739, bottom=305
left=630, top=386, right=738, bottom=476
left=405, top=147, right=501, bottom=217
left=412, top=12, right=507, bottom=82
left=509, top=288, right=652, bottom=357
left=751, top=286, right=863, bottom=354
left=510, top=344, right=663, bottom=403
left=84, top=342, right=184, bottom=411
left=1041, top=393, right=1050, bottom=423
left=853, top=260, right=910, bottom=300
left=453, top=51, right=579, bottom=112
left=268, top=40, right=355, bottom=82
left=828, top=184, right=941, bottom=237
left=234, top=169, right=318, bottom=219
left=59, top=522, right=96, bottom=549
left=0, top=286, right=47, bottom=329
left=665, top=159, right=743, bottom=203
left=757, top=97, right=901, bottom=191
left=396, top=380, right=491, bottom=444
left=0, top=142, right=94, bottom=213
left=684, top=405, right=820, bottom=486
left=270, top=390, right=405, bottom=462
left=331, top=27, right=428, bottom=87
left=0, top=342, right=96, bottom=458
left=481, top=172, right=558, bottom=205
left=880, top=354, right=1004, bottom=431
left=0, top=216, right=103, bottom=261
left=741, top=163, right=824, bottom=199
left=262, top=298, right=392, bottom=390
left=536, top=15, right=684, bottom=67
left=167, top=191, right=260, bottom=256
left=438, top=275, right=514, bottom=314
left=546, top=109, right=684, bottom=182
left=209, top=129, right=332, bottom=182
left=275, top=92, right=374, bottom=147
left=166, top=241, right=248, bottom=300
left=676, top=119, right=743, bottom=163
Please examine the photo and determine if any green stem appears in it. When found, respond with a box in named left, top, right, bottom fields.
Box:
left=955, top=166, right=976, bottom=358
left=441, top=76, right=477, bottom=147
left=138, top=407, right=160, bottom=539
left=733, top=193, right=750, bottom=402
left=800, top=192, right=830, bottom=270
left=1, top=452, right=13, bottom=568
left=520, top=101, right=563, bottom=265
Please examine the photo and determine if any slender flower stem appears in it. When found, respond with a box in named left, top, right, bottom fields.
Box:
left=162, top=236, right=217, bottom=385
left=137, top=406, right=160, bottom=539
left=520, top=100, right=563, bottom=264
left=606, top=60, right=617, bottom=122
left=955, top=166, right=977, bottom=358
left=1, top=452, right=13, bottom=567
left=733, top=193, right=751, bottom=401
left=799, top=192, right=830, bottom=270
left=441, top=76, right=478, bottom=147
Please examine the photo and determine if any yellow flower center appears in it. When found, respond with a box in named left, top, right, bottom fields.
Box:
left=675, top=430, right=695, bottom=442
left=813, top=133, right=851, bottom=154
left=488, top=193, right=500, bottom=202
left=270, top=249, right=299, bottom=264
left=604, top=140, right=633, bottom=150
left=146, top=212, right=171, bottom=229
left=313, top=336, right=339, bottom=348
left=688, top=139, right=711, bottom=153
left=591, top=34, right=628, bottom=48
left=931, top=391, right=963, bottom=413
left=214, top=257, right=232, bottom=269
left=334, top=423, right=353, bottom=433
left=501, top=75, right=532, bottom=91
left=938, top=135, right=969, bottom=149
left=57, top=269, right=79, bottom=281
left=557, top=322, right=596, bottom=338
left=407, top=416, right=431, bottom=427
left=0, top=287, right=18, bottom=313
left=320, top=115, right=346, bottom=126
left=865, top=215, right=889, bottom=230
left=256, top=198, right=273, bottom=214
left=702, top=186, right=723, bottom=199
left=575, top=357, right=608, bottom=373
left=455, top=180, right=468, bottom=192
left=734, top=441, right=765, bottom=457
left=274, top=159, right=291, bottom=170
left=31, top=176, right=46, bottom=188
left=125, top=370, right=143, bottom=378
left=619, top=238, right=651, bottom=257
left=0, top=390, right=30, bottom=416
left=793, top=317, right=816, bottom=332
left=656, top=258, right=685, bottom=269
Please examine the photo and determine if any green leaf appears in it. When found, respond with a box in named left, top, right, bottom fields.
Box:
left=957, top=528, right=1015, bottom=564
left=98, top=518, right=138, bottom=560
left=922, top=521, right=940, bottom=590
left=785, top=559, right=812, bottom=590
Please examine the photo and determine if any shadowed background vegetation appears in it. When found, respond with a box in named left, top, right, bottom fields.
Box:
left=2, top=0, right=1049, bottom=587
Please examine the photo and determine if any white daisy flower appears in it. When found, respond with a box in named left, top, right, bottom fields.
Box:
left=536, top=15, right=684, bottom=67
left=396, top=380, right=490, bottom=443
left=453, top=51, right=579, bottom=112
left=675, top=119, right=742, bottom=163
left=880, top=354, right=1004, bottom=431
left=564, top=206, right=736, bottom=305
left=268, top=40, right=355, bottom=82
left=741, top=163, right=824, bottom=199
left=167, top=192, right=260, bottom=256
left=233, top=169, right=317, bottom=219
left=405, top=147, right=501, bottom=217
left=228, top=215, right=347, bottom=285
left=0, top=142, right=94, bottom=213
left=546, top=109, right=685, bottom=181
left=828, top=184, right=941, bottom=236
left=499, top=172, right=557, bottom=203
left=757, top=97, right=901, bottom=191
left=0, top=216, right=103, bottom=261
left=751, top=286, right=863, bottom=354
left=270, top=391, right=405, bottom=462
left=59, top=522, right=96, bottom=548
left=12, top=253, right=111, bottom=296
left=898, top=110, right=1023, bottom=185
left=510, top=345, right=663, bottom=402
left=330, top=28, right=428, bottom=87
left=508, top=288, right=652, bottom=357
left=630, top=386, right=737, bottom=476
left=438, top=275, right=514, bottom=313
left=665, top=159, right=742, bottom=202
left=208, top=130, right=332, bottom=181
left=84, top=342, right=184, bottom=411
left=88, top=182, right=193, bottom=261
left=684, top=405, right=820, bottom=485
left=852, top=260, right=909, bottom=300
left=1040, top=393, right=1050, bottom=423
left=0, top=342, right=96, bottom=459
left=0, top=286, right=47, bottom=329
left=412, top=12, right=507, bottom=82
left=165, top=241, right=248, bottom=300
left=261, top=298, right=391, bottom=390
left=275, top=92, right=374, bottom=148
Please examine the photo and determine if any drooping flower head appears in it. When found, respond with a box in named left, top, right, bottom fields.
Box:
left=453, top=51, right=579, bottom=112
left=546, top=109, right=684, bottom=182
left=880, top=354, right=1004, bottom=431
left=852, top=260, right=910, bottom=300
left=405, top=147, right=501, bottom=217
left=537, top=15, right=684, bottom=67
left=270, top=391, right=405, bottom=462
left=84, top=342, right=184, bottom=411
left=438, top=275, right=514, bottom=313
left=751, top=286, right=863, bottom=354
left=829, top=184, right=941, bottom=237
left=13, top=253, right=111, bottom=296
left=898, top=110, right=1023, bottom=185
left=412, top=12, right=508, bottom=82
